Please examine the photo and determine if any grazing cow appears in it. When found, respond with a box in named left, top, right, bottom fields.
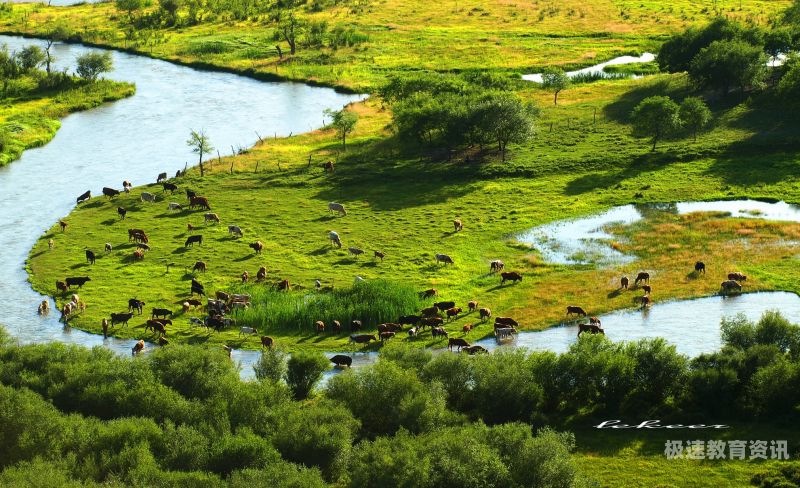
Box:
left=721, top=280, right=743, bottom=292
left=380, top=331, right=396, bottom=342
left=102, top=187, right=120, bottom=198
left=328, top=202, right=347, bottom=216
left=642, top=285, right=652, bottom=295
left=462, top=324, right=472, bottom=333
left=348, top=320, right=363, bottom=332
left=329, top=231, right=342, bottom=248
left=216, top=291, right=230, bottom=301
left=435, top=253, right=454, bottom=265
left=186, top=298, right=202, bottom=308
left=132, top=340, right=145, bottom=356
left=315, top=321, right=325, bottom=333
left=578, top=323, right=605, bottom=336
left=261, top=336, right=274, bottom=349
left=479, top=308, right=492, bottom=322
left=228, top=225, right=243, bottom=237
left=133, top=249, right=145, bottom=261
left=453, top=219, right=463, bottom=232
left=187, top=223, right=196, bottom=232
left=152, top=308, right=173, bottom=319
left=322, top=160, right=335, bottom=173
left=421, top=288, right=438, bottom=298
left=330, top=354, right=352, bottom=367
left=185, top=235, right=203, bottom=247
left=408, top=326, right=420, bottom=338
left=65, top=277, right=91, bottom=289
left=635, top=272, right=650, bottom=285
left=56, top=280, right=68, bottom=292
left=141, top=192, right=156, bottom=203
left=105, top=243, right=112, bottom=252
left=192, top=261, right=207, bottom=273
left=241, top=271, right=249, bottom=283
left=117, top=207, right=127, bottom=220
left=448, top=337, right=470, bottom=352
left=158, top=337, right=169, bottom=346
left=348, top=247, right=364, bottom=258
left=398, top=315, right=421, bottom=326
left=489, top=260, right=505, bottom=273
left=566, top=306, right=587, bottom=317
left=256, top=267, right=267, bottom=281
left=639, top=296, right=651, bottom=307
left=191, top=282, right=205, bottom=296
left=589, top=317, right=601, bottom=326
left=85, top=249, right=96, bottom=265
left=189, top=196, right=211, bottom=210
left=432, top=326, right=448, bottom=338
left=249, top=241, right=264, bottom=254
left=128, top=299, right=145, bottom=314
left=422, top=306, right=440, bottom=317
left=728, top=272, right=747, bottom=282
left=695, top=261, right=706, bottom=274
left=495, top=327, right=517, bottom=340
left=446, top=307, right=463, bottom=321
left=500, top=271, right=522, bottom=284
left=435, top=301, right=456, bottom=312
left=157, top=172, right=168, bottom=183
left=59, top=220, right=68, bottom=232
left=378, top=323, right=403, bottom=333
left=136, top=243, right=151, bottom=252
left=349, top=334, right=376, bottom=344
left=468, top=301, right=478, bottom=312
left=374, top=250, right=385, bottom=262
left=204, top=213, right=220, bottom=224
left=494, top=317, right=519, bottom=327
left=76, top=190, right=91, bottom=204
left=48, top=239, right=54, bottom=250
left=168, top=202, right=182, bottom=211
left=145, top=320, right=167, bottom=337
left=276, top=278, right=290, bottom=291
left=162, top=182, right=178, bottom=193
left=239, top=326, right=258, bottom=336
left=332, top=320, right=342, bottom=332
left=38, top=300, right=50, bottom=315
left=111, top=312, right=134, bottom=326
left=421, top=316, right=444, bottom=328
left=463, top=345, right=488, bottom=355
left=621, top=276, right=629, bottom=289
left=186, top=189, right=197, bottom=200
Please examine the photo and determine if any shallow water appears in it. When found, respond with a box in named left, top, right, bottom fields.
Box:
left=516, top=199, right=800, bottom=265
left=0, top=35, right=363, bottom=361
left=522, top=53, right=656, bottom=83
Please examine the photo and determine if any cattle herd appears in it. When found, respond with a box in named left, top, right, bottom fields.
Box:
left=49, top=173, right=754, bottom=361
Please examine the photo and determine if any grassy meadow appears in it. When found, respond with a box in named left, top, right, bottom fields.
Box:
left=0, top=74, right=135, bottom=166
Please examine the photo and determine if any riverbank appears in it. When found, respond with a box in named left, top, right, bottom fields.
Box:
left=0, top=74, right=134, bottom=167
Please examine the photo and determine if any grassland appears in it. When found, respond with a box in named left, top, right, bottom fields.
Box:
left=0, top=0, right=790, bottom=91
left=0, top=74, right=135, bottom=166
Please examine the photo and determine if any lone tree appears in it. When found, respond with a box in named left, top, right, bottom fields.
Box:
left=482, top=93, right=538, bottom=161
left=76, top=52, right=113, bottom=81
left=286, top=351, right=329, bottom=400
left=275, top=12, right=304, bottom=55
left=631, top=96, right=681, bottom=151
left=43, top=25, right=70, bottom=75
left=541, top=67, right=570, bottom=105
left=679, top=97, right=712, bottom=141
left=187, top=129, right=213, bottom=177
left=16, top=46, right=45, bottom=73
left=324, top=108, right=358, bottom=150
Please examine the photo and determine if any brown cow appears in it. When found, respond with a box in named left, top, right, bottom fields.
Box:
left=721, top=280, right=743, bottom=292
left=189, top=196, right=211, bottom=210
left=448, top=337, right=470, bottom=351
left=620, top=276, right=629, bottom=289
left=589, top=317, right=601, bottom=326
left=728, top=272, right=747, bottom=282
left=132, top=340, right=145, bottom=356
left=494, top=316, right=518, bottom=327
left=315, top=320, right=325, bottom=333
left=432, top=326, right=448, bottom=338
left=260, top=336, right=274, bottom=349
left=468, top=301, right=478, bottom=312
left=490, top=260, right=504, bottom=273
left=378, top=323, right=403, bottom=333
left=453, top=219, right=463, bottom=232
left=276, top=279, right=290, bottom=291
left=642, top=285, right=651, bottom=295
left=479, top=308, right=492, bottom=322
left=446, top=307, right=462, bottom=321
left=421, top=288, right=438, bottom=298
left=322, top=160, right=335, bottom=173
left=374, top=250, right=385, bottom=262
left=257, top=267, right=267, bottom=281
left=422, top=306, right=440, bottom=317
left=566, top=306, right=587, bottom=317
left=241, top=271, right=249, bottom=283
left=59, top=220, right=68, bottom=232
left=462, top=345, right=488, bottom=355
left=635, top=272, right=650, bottom=285
left=216, top=291, right=230, bottom=302
left=192, top=261, right=207, bottom=273
left=640, top=296, right=651, bottom=307
left=500, top=271, right=523, bottom=284
left=56, top=281, right=68, bottom=293
left=462, top=324, right=472, bottom=334
left=379, top=331, right=396, bottom=342
left=578, top=323, right=605, bottom=336
left=421, top=316, right=444, bottom=328
left=133, top=249, right=145, bottom=261
left=249, top=241, right=264, bottom=254
left=101, top=318, right=109, bottom=337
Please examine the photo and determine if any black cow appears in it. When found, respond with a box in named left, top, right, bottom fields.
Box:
left=398, top=315, right=421, bottom=325
left=65, top=276, right=91, bottom=289
left=157, top=172, right=168, bottom=183
left=434, top=301, right=456, bottom=311
left=117, top=207, right=127, bottom=220
left=128, top=298, right=145, bottom=314
left=162, top=182, right=178, bottom=193
left=85, top=250, right=96, bottom=265
left=330, top=355, right=352, bottom=367
left=186, top=189, right=197, bottom=200
left=185, top=235, right=203, bottom=247
left=76, top=190, right=91, bottom=204
left=191, top=278, right=205, bottom=296
left=151, top=308, right=173, bottom=319
left=110, top=312, right=133, bottom=326
left=102, top=187, right=120, bottom=198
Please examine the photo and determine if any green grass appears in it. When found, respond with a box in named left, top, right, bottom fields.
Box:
left=0, top=74, right=135, bottom=167
left=603, top=61, right=660, bottom=75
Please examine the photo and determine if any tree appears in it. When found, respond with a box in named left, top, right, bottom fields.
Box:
left=480, top=93, right=537, bottom=161
left=253, top=347, right=287, bottom=383
left=43, top=26, right=70, bottom=75
left=16, top=46, right=45, bottom=73
left=689, top=39, right=767, bottom=95
left=764, top=29, right=793, bottom=64
left=679, top=97, right=712, bottom=141
left=116, top=0, right=143, bottom=22
left=75, top=52, right=113, bottom=81
left=286, top=351, right=329, bottom=400
left=540, top=67, right=570, bottom=105
left=186, top=129, right=213, bottom=177
left=778, top=57, right=800, bottom=106
left=324, top=108, right=358, bottom=150
left=159, top=0, right=183, bottom=25
left=631, top=96, right=681, bottom=151
left=276, top=12, right=304, bottom=56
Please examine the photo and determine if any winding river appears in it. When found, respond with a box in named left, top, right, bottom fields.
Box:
left=0, top=35, right=363, bottom=370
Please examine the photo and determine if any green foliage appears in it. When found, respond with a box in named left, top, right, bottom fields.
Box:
left=324, top=107, right=358, bottom=149
left=678, top=96, right=712, bottom=141
left=15, top=45, right=45, bottom=72
left=603, top=61, right=660, bottom=76
left=75, top=52, right=113, bottom=81
left=778, top=57, right=800, bottom=105
left=630, top=95, right=681, bottom=150
left=253, top=345, right=288, bottom=382
left=690, top=39, right=767, bottom=94
left=540, top=67, right=570, bottom=105
left=186, top=128, right=213, bottom=175
left=286, top=351, right=329, bottom=399
left=657, top=18, right=760, bottom=73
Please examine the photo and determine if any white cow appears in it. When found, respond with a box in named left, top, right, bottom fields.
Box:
left=328, top=202, right=347, bottom=216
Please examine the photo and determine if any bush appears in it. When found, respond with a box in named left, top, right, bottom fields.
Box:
left=75, top=52, right=113, bottom=82
left=253, top=346, right=288, bottom=383
left=286, top=351, right=329, bottom=400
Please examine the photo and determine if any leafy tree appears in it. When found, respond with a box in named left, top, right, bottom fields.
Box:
left=275, top=12, right=304, bottom=55
left=253, top=346, right=287, bottom=383
left=540, top=67, right=570, bottom=105
left=479, top=93, right=537, bottom=161
left=679, top=97, right=712, bottom=141
left=658, top=18, right=755, bottom=73
left=159, top=0, right=183, bottom=25
left=630, top=96, right=681, bottom=151
left=15, top=46, right=45, bottom=73
left=764, top=29, right=793, bottom=63
left=186, top=129, right=213, bottom=177
left=689, top=39, right=767, bottom=95
left=75, top=52, right=113, bottom=82
left=324, top=108, right=358, bottom=150
left=778, top=56, right=800, bottom=105
left=116, top=0, right=143, bottom=22
left=286, top=351, right=328, bottom=400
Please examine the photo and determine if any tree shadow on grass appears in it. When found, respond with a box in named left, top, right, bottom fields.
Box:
left=309, top=246, right=333, bottom=256
left=101, top=218, right=118, bottom=226
left=234, top=254, right=256, bottom=262
left=607, top=289, right=623, bottom=299
left=172, top=247, right=191, bottom=254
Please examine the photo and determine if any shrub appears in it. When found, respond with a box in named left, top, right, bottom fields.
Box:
left=253, top=346, right=288, bottom=383
left=286, top=351, right=329, bottom=400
